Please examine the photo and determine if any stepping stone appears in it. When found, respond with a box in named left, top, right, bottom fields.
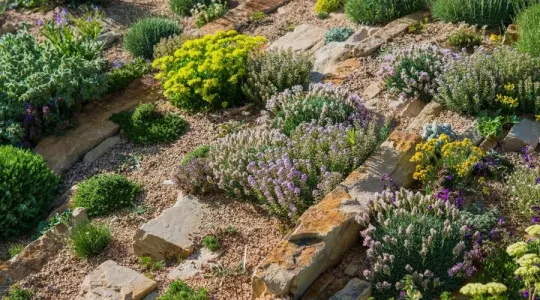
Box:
left=269, top=24, right=326, bottom=54
left=329, top=278, right=371, bottom=300
left=168, top=248, right=222, bottom=280
left=76, top=260, right=156, bottom=300
left=502, top=119, right=540, bottom=152
left=133, top=194, right=209, bottom=262
left=83, top=136, right=121, bottom=165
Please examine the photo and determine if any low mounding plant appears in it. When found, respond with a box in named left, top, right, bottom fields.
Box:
left=260, top=83, right=371, bottom=135
left=379, top=44, right=454, bottom=102
left=181, top=145, right=211, bottom=166
left=421, top=122, right=457, bottom=140
left=314, top=0, right=344, bottom=13
left=169, top=0, right=210, bottom=16
left=357, top=189, right=480, bottom=298
left=435, top=46, right=540, bottom=115
left=507, top=165, right=540, bottom=223
left=72, top=174, right=140, bottom=217
left=516, top=4, right=540, bottom=57
left=106, top=58, right=150, bottom=94
left=191, top=0, right=228, bottom=28
left=123, top=18, right=182, bottom=59
left=153, top=30, right=266, bottom=112
left=0, top=146, right=60, bottom=238
left=345, top=0, right=426, bottom=25
left=247, top=120, right=378, bottom=219
left=159, top=280, right=209, bottom=300
left=202, top=235, right=221, bottom=251
left=70, top=221, right=111, bottom=258
left=110, top=103, right=188, bottom=145
left=241, top=49, right=313, bottom=103
left=447, top=23, right=485, bottom=49
left=153, top=34, right=195, bottom=59
left=430, top=0, right=514, bottom=27
left=324, top=27, right=354, bottom=44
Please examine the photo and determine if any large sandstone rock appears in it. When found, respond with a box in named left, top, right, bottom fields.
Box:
left=313, top=28, right=369, bottom=75
left=502, top=119, right=540, bottom=152
left=329, top=278, right=371, bottom=300
left=76, top=260, right=157, bottom=300
left=252, top=131, right=421, bottom=299
left=133, top=194, right=209, bottom=262
left=269, top=24, right=326, bottom=54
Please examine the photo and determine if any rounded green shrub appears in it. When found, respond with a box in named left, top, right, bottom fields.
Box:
left=124, top=18, right=182, bottom=59
left=430, top=0, right=514, bottom=27
left=0, top=146, right=60, bottom=238
left=72, top=174, right=140, bottom=217
left=70, top=221, right=111, bottom=258
left=345, top=0, right=426, bottom=25
left=202, top=235, right=221, bottom=251
left=110, top=103, right=188, bottom=145
left=314, top=0, right=344, bottom=13
left=516, top=4, right=540, bottom=57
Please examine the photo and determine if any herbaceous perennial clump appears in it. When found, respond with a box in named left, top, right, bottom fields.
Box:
left=242, top=49, right=313, bottom=104
left=430, top=0, right=514, bottom=28
left=260, top=83, right=371, bottom=135
left=123, top=17, right=182, bottom=59
left=357, top=189, right=481, bottom=298
left=345, top=0, right=426, bottom=25
left=153, top=30, right=267, bottom=112
left=447, top=23, right=485, bottom=50
left=379, top=44, right=456, bottom=102
left=507, top=148, right=540, bottom=223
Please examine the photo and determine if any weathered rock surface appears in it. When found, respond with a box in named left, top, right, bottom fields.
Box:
left=97, top=30, right=122, bottom=49
left=301, top=273, right=335, bottom=300
left=76, top=260, right=157, bottom=300
left=34, top=81, right=158, bottom=174
left=502, top=119, right=540, bottom=152
left=269, top=24, right=326, bottom=54
left=252, top=131, right=421, bottom=299
left=168, top=248, right=222, bottom=280
left=329, top=278, right=371, bottom=300
left=405, top=101, right=444, bottom=133
left=133, top=194, right=209, bottom=262
left=395, top=99, right=426, bottom=118
left=83, top=136, right=121, bottom=165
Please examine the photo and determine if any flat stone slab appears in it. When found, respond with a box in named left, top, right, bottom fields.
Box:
left=502, top=118, right=540, bottom=152
left=83, top=136, right=121, bottom=165
left=34, top=80, right=159, bottom=174
left=329, top=278, right=371, bottom=300
left=269, top=24, right=326, bottom=54
left=252, top=131, right=421, bottom=299
left=133, top=194, right=209, bottom=262
left=76, top=260, right=157, bottom=300
left=168, top=248, right=222, bottom=280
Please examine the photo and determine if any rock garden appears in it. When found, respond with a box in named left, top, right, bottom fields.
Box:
left=2, top=0, right=540, bottom=299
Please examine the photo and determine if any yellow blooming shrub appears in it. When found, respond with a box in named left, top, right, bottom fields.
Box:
left=506, top=225, right=540, bottom=299
left=460, top=282, right=507, bottom=299
left=410, top=134, right=485, bottom=187
left=153, top=30, right=267, bottom=112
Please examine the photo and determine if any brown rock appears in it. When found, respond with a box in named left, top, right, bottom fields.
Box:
left=405, top=101, right=444, bottom=133
left=329, top=278, right=371, bottom=300
left=301, top=273, right=335, bottom=300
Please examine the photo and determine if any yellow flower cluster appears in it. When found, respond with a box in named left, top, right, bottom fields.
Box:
left=460, top=282, right=507, bottom=297
left=527, top=225, right=540, bottom=236
left=496, top=94, right=519, bottom=108
left=489, top=34, right=503, bottom=42
left=153, top=30, right=267, bottom=111
left=410, top=134, right=484, bottom=185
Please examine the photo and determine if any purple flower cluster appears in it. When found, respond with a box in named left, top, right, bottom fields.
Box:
left=522, top=146, right=537, bottom=169
left=435, top=188, right=465, bottom=208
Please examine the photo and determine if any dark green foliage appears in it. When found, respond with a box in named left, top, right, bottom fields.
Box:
left=72, top=174, right=140, bottom=217
left=123, top=18, right=182, bottom=59
left=35, top=209, right=71, bottom=238
left=430, top=0, right=514, bottom=27
left=0, top=146, right=60, bottom=238
left=106, top=58, right=150, bottom=94
left=70, top=222, right=111, bottom=258
left=478, top=245, right=521, bottom=298
left=345, top=0, right=426, bottom=25
left=516, top=4, right=540, bottom=57
left=110, top=103, right=188, bottom=145
left=158, top=280, right=209, bottom=300
left=3, top=285, right=33, bottom=300
left=181, top=145, right=210, bottom=166
left=324, top=27, right=354, bottom=44
left=202, top=235, right=221, bottom=251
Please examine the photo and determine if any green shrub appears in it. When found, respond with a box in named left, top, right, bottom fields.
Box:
left=447, top=23, right=484, bottom=49
left=3, top=285, right=33, bottom=300
left=314, top=0, right=344, bottom=13
left=153, top=34, right=195, bottom=59
left=106, top=58, right=150, bottom=94
left=317, top=11, right=330, bottom=19
left=72, top=174, right=140, bottom=217
left=516, top=4, right=540, bottom=57
left=153, top=30, right=266, bottom=112
left=191, top=0, right=228, bottom=28
left=324, top=27, right=354, bottom=44
left=0, top=146, right=60, bottom=238
left=345, top=0, right=426, bottom=25
left=159, top=280, right=208, bottom=300
left=110, top=103, right=188, bottom=145
left=202, top=235, right=221, bottom=251
left=124, top=18, right=182, bottom=59
left=138, top=256, right=165, bottom=271
left=435, top=46, right=540, bottom=115
left=9, top=244, right=25, bottom=258
left=70, top=221, right=111, bottom=258
left=181, top=145, right=210, bottom=166
left=430, top=0, right=514, bottom=27
left=478, top=244, right=521, bottom=297
left=241, top=49, right=313, bottom=103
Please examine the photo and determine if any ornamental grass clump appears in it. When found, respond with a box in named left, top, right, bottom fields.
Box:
left=123, top=17, right=182, bottom=59
left=430, top=0, right=514, bottom=27
left=242, top=49, right=313, bottom=104
left=261, top=83, right=371, bottom=135
left=247, top=120, right=378, bottom=219
left=516, top=4, right=540, bottom=57
left=435, top=46, right=540, bottom=115
left=357, top=189, right=480, bottom=298
left=153, top=30, right=266, bottom=112
left=0, top=146, right=60, bottom=238
left=70, top=221, right=111, bottom=258
left=379, top=44, right=455, bottom=102
left=324, top=27, right=354, bottom=44
left=345, top=0, right=426, bottom=25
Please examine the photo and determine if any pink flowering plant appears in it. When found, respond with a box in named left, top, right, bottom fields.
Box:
left=357, top=189, right=481, bottom=298
left=379, top=44, right=456, bottom=102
